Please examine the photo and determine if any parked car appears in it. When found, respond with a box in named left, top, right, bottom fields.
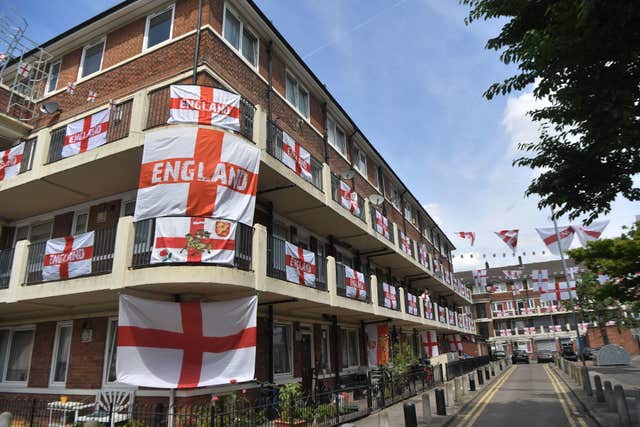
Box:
left=512, top=349, right=530, bottom=364
left=494, top=350, right=506, bottom=360
left=536, top=350, right=554, bottom=363
left=561, top=344, right=578, bottom=361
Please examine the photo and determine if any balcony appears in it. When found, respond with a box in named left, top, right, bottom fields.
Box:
left=266, top=234, right=327, bottom=290
left=335, top=262, right=371, bottom=303
left=330, top=173, right=366, bottom=222
left=0, top=248, right=14, bottom=289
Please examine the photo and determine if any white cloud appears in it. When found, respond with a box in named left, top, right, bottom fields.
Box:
left=501, top=89, right=549, bottom=155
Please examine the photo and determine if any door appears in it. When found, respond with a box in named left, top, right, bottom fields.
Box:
left=535, top=339, right=556, bottom=352
left=300, top=334, right=313, bottom=395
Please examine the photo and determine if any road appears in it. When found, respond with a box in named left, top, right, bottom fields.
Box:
left=452, top=363, right=596, bottom=427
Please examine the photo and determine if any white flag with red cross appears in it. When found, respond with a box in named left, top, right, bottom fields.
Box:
left=438, top=306, right=446, bottom=323
left=499, top=329, right=512, bottom=337
left=282, top=131, right=312, bottom=181
left=285, top=241, right=316, bottom=287
left=42, top=231, right=95, bottom=281
left=536, top=226, right=575, bottom=255
left=541, top=280, right=576, bottom=302
left=494, top=229, right=519, bottom=251
left=575, top=220, right=609, bottom=246
left=549, top=325, right=562, bottom=332
left=423, top=295, right=434, bottom=320
left=374, top=210, right=390, bottom=239
left=168, top=85, right=241, bottom=131
left=523, top=327, right=536, bottom=335
left=17, top=62, right=32, bottom=77
left=530, top=269, right=549, bottom=291
left=344, top=265, right=367, bottom=301
left=472, top=269, right=487, bottom=289
left=503, top=270, right=522, bottom=280
left=407, top=293, right=418, bottom=316
left=400, top=231, right=412, bottom=255
left=62, top=109, right=110, bottom=158
left=421, top=330, right=439, bottom=358
left=447, top=334, right=463, bottom=352
left=382, top=282, right=397, bottom=310
left=116, top=294, right=256, bottom=389
left=456, top=231, right=475, bottom=246
left=366, top=324, right=389, bottom=367
left=134, top=126, right=261, bottom=224
left=0, top=141, right=24, bottom=182
left=578, top=322, right=590, bottom=332
left=151, top=217, right=236, bottom=265
left=339, top=180, right=360, bottom=216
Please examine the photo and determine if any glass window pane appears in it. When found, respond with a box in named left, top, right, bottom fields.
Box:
left=348, top=330, right=358, bottom=366
left=6, top=330, right=33, bottom=382
left=74, top=213, right=88, bottom=235
left=106, top=320, right=118, bottom=382
left=0, top=330, right=8, bottom=381
left=336, top=129, right=346, bottom=155
left=327, top=118, right=336, bottom=146
left=273, top=325, right=291, bottom=375
left=285, top=74, right=297, bottom=106
left=53, top=325, right=72, bottom=383
left=321, top=329, right=329, bottom=371
left=147, top=8, right=172, bottom=48
left=47, top=62, right=61, bottom=93
left=298, top=88, right=309, bottom=117
left=241, top=28, right=257, bottom=66
left=30, top=222, right=52, bottom=242
left=81, top=42, right=104, bottom=78
left=224, top=9, right=241, bottom=49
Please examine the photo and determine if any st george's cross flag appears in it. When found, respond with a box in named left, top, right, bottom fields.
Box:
left=536, top=226, right=575, bottom=255
left=281, top=131, right=312, bottom=181
left=575, top=220, right=609, bottom=246
left=345, top=265, right=367, bottom=301
left=285, top=241, right=316, bottom=287
left=42, top=231, right=94, bottom=281
left=0, top=141, right=24, bottom=182
left=523, top=327, right=537, bottom=335
left=374, top=210, right=390, bottom=239
left=407, top=293, right=419, bottom=316
left=382, top=282, right=397, bottom=310
left=494, top=229, right=519, bottom=251
left=339, top=181, right=360, bottom=216
left=541, top=280, right=577, bottom=302
left=421, top=330, right=439, bottom=358
left=168, top=85, right=240, bottom=131
left=423, top=295, right=434, bottom=320
left=151, top=217, right=236, bottom=265
left=418, top=244, right=429, bottom=268
left=447, top=334, right=463, bottom=352
left=116, top=295, right=256, bottom=389
left=438, top=306, right=446, bottom=323
left=134, top=127, right=260, bottom=224
left=472, top=269, right=487, bottom=289
left=366, top=324, right=389, bottom=367
left=456, top=231, right=475, bottom=246
left=530, top=269, right=549, bottom=292
left=63, top=109, right=110, bottom=158
left=400, top=231, right=412, bottom=255
left=503, top=270, right=522, bottom=280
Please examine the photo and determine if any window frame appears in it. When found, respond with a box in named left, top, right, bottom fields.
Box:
left=284, top=71, right=310, bottom=119
left=326, top=115, right=347, bottom=157
left=49, top=321, right=73, bottom=387
left=1, top=325, right=35, bottom=385
left=353, top=145, right=367, bottom=178
left=102, top=317, right=129, bottom=387
left=77, top=37, right=107, bottom=80
left=72, top=211, right=89, bottom=235
left=222, top=3, right=260, bottom=69
left=45, top=59, right=62, bottom=95
left=272, top=322, right=294, bottom=378
left=143, top=4, right=175, bottom=51
left=342, top=328, right=360, bottom=369
left=371, top=166, right=380, bottom=190
left=320, top=326, right=331, bottom=373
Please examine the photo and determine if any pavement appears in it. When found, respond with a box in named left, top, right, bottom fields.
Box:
left=585, top=355, right=640, bottom=395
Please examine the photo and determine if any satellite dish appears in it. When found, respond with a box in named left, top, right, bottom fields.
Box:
left=39, top=102, right=61, bottom=114
left=369, top=194, right=384, bottom=206
left=340, top=170, right=356, bottom=180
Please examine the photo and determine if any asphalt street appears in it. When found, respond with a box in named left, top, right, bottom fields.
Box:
left=452, top=363, right=597, bottom=427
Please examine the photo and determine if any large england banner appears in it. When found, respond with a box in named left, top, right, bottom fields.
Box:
left=407, top=293, right=419, bottom=316
left=168, top=85, right=240, bottom=131
left=575, top=221, right=609, bottom=246
left=117, top=295, right=256, bottom=388
left=345, top=265, right=367, bottom=301
left=0, top=141, right=24, bottom=181
left=285, top=241, right=316, bottom=286
left=134, top=127, right=261, bottom=224
left=63, top=109, right=110, bottom=158
left=42, top=231, right=94, bottom=281
left=151, top=217, right=236, bottom=265
left=366, top=324, right=389, bottom=367
left=282, top=131, right=312, bottom=181
left=536, top=226, right=575, bottom=255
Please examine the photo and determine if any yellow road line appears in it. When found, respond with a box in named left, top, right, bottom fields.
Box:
left=457, top=365, right=517, bottom=427
left=547, top=365, right=587, bottom=427
left=545, top=365, right=588, bottom=427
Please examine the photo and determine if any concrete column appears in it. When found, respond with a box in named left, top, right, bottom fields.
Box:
left=422, top=392, right=432, bottom=424
left=446, top=381, right=455, bottom=407
left=252, top=105, right=267, bottom=150
left=30, top=127, right=50, bottom=175
left=322, top=163, right=332, bottom=204
left=604, top=381, right=616, bottom=412
left=399, top=286, right=406, bottom=315
left=613, top=385, right=631, bottom=427
left=454, top=377, right=462, bottom=402
left=370, top=274, right=379, bottom=307
left=111, top=216, right=134, bottom=287
left=129, top=89, right=149, bottom=134
left=252, top=224, right=268, bottom=291
left=6, top=240, right=29, bottom=302
left=327, top=255, right=337, bottom=306
left=364, top=198, right=372, bottom=228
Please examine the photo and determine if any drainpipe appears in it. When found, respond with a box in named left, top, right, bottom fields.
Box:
left=267, top=40, right=273, bottom=142
left=268, top=305, right=274, bottom=383
left=192, top=0, right=203, bottom=84
left=332, top=315, right=339, bottom=387
left=322, top=103, right=329, bottom=162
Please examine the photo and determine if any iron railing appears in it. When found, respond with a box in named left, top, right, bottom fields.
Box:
left=130, top=218, right=253, bottom=271
left=405, top=292, right=420, bottom=316
left=377, top=280, right=400, bottom=311
left=330, top=174, right=366, bottom=222
left=0, top=248, right=14, bottom=289
left=335, top=262, right=371, bottom=303
left=24, top=226, right=118, bottom=285
left=446, top=356, right=491, bottom=381
left=47, top=100, right=133, bottom=163
left=370, top=206, right=394, bottom=243
left=267, top=120, right=323, bottom=190
left=266, top=234, right=327, bottom=290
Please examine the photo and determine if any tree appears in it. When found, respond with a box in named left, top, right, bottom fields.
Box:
left=461, top=0, right=640, bottom=222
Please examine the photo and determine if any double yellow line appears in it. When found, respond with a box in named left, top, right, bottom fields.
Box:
left=456, top=365, right=516, bottom=427
left=544, top=364, right=588, bottom=427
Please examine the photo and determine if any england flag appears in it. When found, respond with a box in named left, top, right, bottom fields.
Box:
left=575, top=221, right=609, bottom=246
left=0, top=141, right=24, bottom=182
left=339, top=181, right=360, bottom=216
left=382, top=282, right=397, bottom=310
left=536, top=226, right=575, bottom=255
left=282, top=131, right=312, bottom=181
left=374, top=210, right=390, bottom=240
left=285, top=241, right=316, bottom=287
left=43, top=231, right=95, bottom=281
left=345, top=265, right=367, bottom=301
left=168, top=85, right=240, bottom=131
left=63, top=109, right=110, bottom=158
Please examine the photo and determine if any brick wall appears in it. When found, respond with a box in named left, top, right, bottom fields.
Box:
left=28, top=322, right=56, bottom=387
left=66, top=317, right=109, bottom=389
left=586, top=326, right=640, bottom=355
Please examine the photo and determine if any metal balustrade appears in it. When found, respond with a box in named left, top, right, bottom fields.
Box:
left=370, top=206, right=394, bottom=243
left=335, top=262, right=371, bottom=303
left=0, top=248, right=14, bottom=289
left=377, top=280, right=400, bottom=311
left=266, top=234, right=327, bottom=290
left=330, top=174, right=366, bottom=222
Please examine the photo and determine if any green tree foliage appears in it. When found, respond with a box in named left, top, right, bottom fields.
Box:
left=461, top=0, right=640, bottom=222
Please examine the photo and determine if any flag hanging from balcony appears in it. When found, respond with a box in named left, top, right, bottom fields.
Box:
left=472, top=268, right=486, bottom=289
left=455, top=231, right=475, bottom=246
left=344, top=266, right=367, bottom=301
left=523, top=327, right=536, bottom=335
left=281, top=131, right=312, bottom=182
left=536, top=226, right=575, bottom=255
left=540, top=280, right=576, bottom=302
left=494, top=229, right=519, bottom=251
left=407, top=293, right=418, bottom=316
left=168, top=85, right=241, bottom=131
left=62, top=109, right=110, bottom=158
left=400, top=231, right=412, bottom=255
left=366, top=324, right=389, bottom=367
left=151, top=217, right=236, bottom=265
left=116, top=294, right=256, bottom=388
left=447, top=334, right=463, bottom=352
left=134, top=127, right=260, bottom=224
left=421, top=330, right=439, bottom=358
left=374, top=210, right=390, bottom=239
left=42, top=231, right=95, bottom=281
left=503, top=270, right=522, bottom=280
left=423, top=295, right=434, bottom=320
left=382, top=282, right=397, bottom=310
left=575, top=220, right=609, bottom=246
left=285, top=241, right=316, bottom=287
left=0, top=141, right=24, bottom=182
left=339, top=181, right=360, bottom=216
left=438, top=306, right=446, bottom=323
left=530, top=269, right=549, bottom=291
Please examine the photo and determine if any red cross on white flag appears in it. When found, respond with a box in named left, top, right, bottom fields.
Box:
left=151, top=217, right=236, bottom=265
left=400, top=231, right=412, bottom=255
left=285, top=241, right=316, bottom=287
left=549, top=325, right=562, bottom=332
left=541, top=280, right=576, bottom=302
left=65, top=82, right=76, bottom=94
left=536, top=226, right=575, bottom=255
left=530, top=269, right=549, bottom=291
left=438, top=306, right=446, bottom=323
left=0, top=142, right=24, bottom=182
left=345, top=265, right=367, bottom=301
left=578, top=322, right=590, bottom=332
left=499, top=329, right=512, bottom=337
left=168, top=85, right=241, bottom=131
left=382, top=282, right=397, bottom=310
left=86, top=90, right=97, bottom=102
left=339, top=180, right=360, bottom=216
left=63, top=109, right=110, bottom=158
left=116, top=295, right=256, bottom=388
left=407, top=293, right=418, bottom=316
left=495, top=229, right=519, bottom=251
left=423, top=295, right=434, bottom=320
left=520, top=307, right=535, bottom=315
left=374, top=210, right=390, bottom=239
left=366, top=324, right=390, bottom=367
left=472, top=269, right=487, bottom=288
left=575, top=220, right=609, bottom=246
left=503, top=270, right=522, bottom=280
left=42, top=231, right=95, bottom=281
left=281, top=131, right=312, bottom=181
left=134, top=127, right=261, bottom=225
left=523, top=327, right=536, bottom=335
left=421, top=330, right=439, bottom=357
left=447, top=334, right=463, bottom=352
left=17, top=62, right=32, bottom=77
left=456, top=231, right=475, bottom=246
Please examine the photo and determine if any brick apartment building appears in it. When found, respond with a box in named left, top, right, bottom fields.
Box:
left=0, top=0, right=476, bottom=404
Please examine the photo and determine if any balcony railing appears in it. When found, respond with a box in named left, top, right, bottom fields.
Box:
left=130, top=219, right=253, bottom=271
left=145, top=85, right=255, bottom=141
left=405, top=292, right=420, bottom=316
left=24, top=226, right=118, bottom=285
left=370, top=207, right=394, bottom=244
left=267, top=121, right=323, bottom=190
left=330, top=174, right=366, bottom=222
left=335, top=262, right=371, bottom=303
left=377, top=280, right=400, bottom=311
left=47, top=100, right=133, bottom=163
left=266, top=234, right=327, bottom=290
left=0, top=248, right=14, bottom=289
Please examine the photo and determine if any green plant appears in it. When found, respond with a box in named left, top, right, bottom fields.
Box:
left=390, top=341, right=418, bottom=375
left=124, top=420, right=147, bottom=427
left=277, top=382, right=303, bottom=419
left=312, top=403, right=336, bottom=421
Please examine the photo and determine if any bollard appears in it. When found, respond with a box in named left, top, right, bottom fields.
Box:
left=485, top=368, right=490, bottom=381
left=0, top=412, right=12, bottom=427
left=581, top=367, right=593, bottom=396
left=446, top=382, right=455, bottom=407
left=403, top=403, right=418, bottom=427
left=613, top=385, right=631, bottom=427
left=454, top=378, right=462, bottom=403
left=594, top=375, right=605, bottom=403
left=422, top=392, right=432, bottom=424
left=469, top=373, right=476, bottom=391
left=604, top=381, right=616, bottom=412
left=490, top=363, right=495, bottom=376
left=477, top=369, right=484, bottom=385
left=435, top=388, right=447, bottom=416
left=379, top=411, right=389, bottom=427
left=635, top=396, right=640, bottom=427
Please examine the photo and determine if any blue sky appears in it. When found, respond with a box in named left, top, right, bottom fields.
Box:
left=10, top=0, right=638, bottom=271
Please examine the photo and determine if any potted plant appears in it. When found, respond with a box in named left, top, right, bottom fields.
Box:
left=274, top=383, right=310, bottom=426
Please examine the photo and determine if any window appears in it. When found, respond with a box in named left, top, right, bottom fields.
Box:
left=103, top=319, right=118, bottom=384
left=475, top=303, right=487, bottom=318
left=342, top=329, right=359, bottom=369
left=0, top=327, right=34, bottom=383
left=404, top=204, right=413, bottom=222
left=73, top=212, right=89, bottom=235
left=78, top=39, right=105, bottom=79
left=285, top=72, right=309, bottom=118
left=30, top=221, right=52, bottom=242
left=223, top=6, right=258, bottom=67
left=144, top=6, right=174, bottom=50
left=15, top=226, right=29, bottom=243
left=320, top=327, right=331, bottom=373
left=45, top=60, right=61, bottom=94
left=372, top=166, right=380, bottom=189
left=273, top=324, right=292, bottom=376
left=326, top=116, right=347, bottom=156
left=353, top=146, right=367, bottom=177
left=389, top=184, right=400, bottom=209
left=122, top=200, right=136, bottom=217
left=50, top=321, right=72, bottom=385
